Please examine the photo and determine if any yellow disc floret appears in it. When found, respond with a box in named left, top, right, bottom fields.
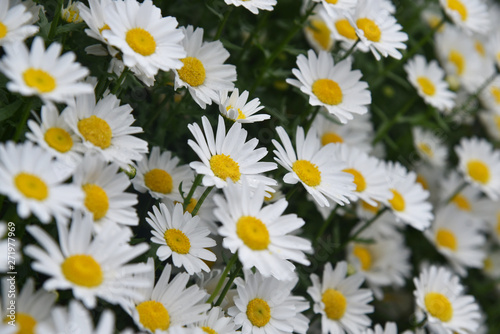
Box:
left=144, top=169, right=173, bottom=194
left=335, top=19, right=358, bottom=40
left=126, top=27, right=156, bottom=56
left=312, top=79, right=343, bottom=105
left=448, top=50, right=465, bottom=75
left=451, top=194, right=471, bottom=211
left=343, top=168, right=366, bottom=192
left=356, top=18, right=381, bottom=42
left=164, top=228, right=191, bottom=254
left=246, top=298, right=271, bottom=327
left=321, top=132, right=343, bottom=145
left=136, top=300, right=170, bottom=332
left=293, top=160, right=321, bottom=187
left=23, top=68, right=56, bottom=93
left=306, top=19, right=332, bottom=50
left=236, top=216, right=270, bottom=250
left=82, top=184, right=109, bottom=220
left=353, top=245, right=372, bottom=271
left=417, top=77, right=436, bottom=96
left=0, top=22, right=8, bottom=39
left=61, top=254, right=103, bottom=287
left=466, top=159, right=490, bottom=184
left=14, top=172, right=49, bottom=201
left=44, top=127, right=74, bottom=153
left=11, top=312, right=37, bottom=334
left=178, top=57, right=206, bottom=87
left=424, top=292, right=453, bottom=322
left=210, top=154, right=241, bottom=182
left=388, top=189, right=405, bottom=212
left=447, top=0, right=467, bottom=21
left=435, top=228, right=458, bottom=251
left=417, top=142, right=434, bottom=158
left=77, top=115, right=113, bottom=149
left=322, top=289, right=347, bottom=320
left=202, top=326, right=217, bottom=334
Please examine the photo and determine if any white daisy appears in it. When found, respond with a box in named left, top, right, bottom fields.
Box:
left=412, top=127, right=448, bottom=167
left=404, top=55, right=457, bottom=111
left=475, top=198, right=500, bottom=244
left=455, top=137, right=500, bottom=200
left=0, top=36, right=92, bottom=105
left=0, top=0, right=38, bottom=46
left=439, top=0, right=489, bottom=35
left=187, top=115, right=277, bottom=190
left=218, top=88, right=270, bottom=123
left=361, top=322, right=398, bottom=334
left=308, top=261, right=374, bottom=334
left=146, top=202, right=216, bottom=274
left=215, top=180, right=312, bottom=281
left=61, top=0, right=83, bottom=23
left=174, top=25, right=237, bottom=109
left=188, top=307, right=238, bottom=334
left=24, top=211, right=151, bottom=309
left=287, top=49, right=371, bottom=123
left=272, top=125, right=355, bottom=207
left=0, top=141, right=83, bottom=224
left=304, top=14, right=335, bottom=53
left=77, top=0, right=117, bottom=54
left=224, top=0, right=277, bottom=14
left=102, top=0, right=185, bottom=80
left=413, top=265, right=481, bottom=334
left=64, top=92, right=148, bottom=168
left=479, top=109, right=500, bottom=142
left=479, top=75, right=500, bottom=113
left=314, top=0, right=357, bottom=20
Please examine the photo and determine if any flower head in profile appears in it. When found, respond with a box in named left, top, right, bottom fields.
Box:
left=218, top=88, right=269, bottom=123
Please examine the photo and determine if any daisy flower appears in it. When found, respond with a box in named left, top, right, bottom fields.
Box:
left=413, top=265, right=481, bottom=334
left=361, top=322, right=398, bottom=334
left=383, top=161, right=434, bottom=231
left=349, top=0, right=408, bottom=60
left=479, top=75, right=500, bottom=113
left=132, top=146, right=193, bottom=202
left=0, top=141, right=83, bottom=224
left=439, top=172, right=485, bottom=222
left=78, top=0, right=117, bottom=55
left=215, top=180, right=312, bottom=280
left=229, top=270, right=310, bottom=334
left=61, top=0, right=83, bottom=23
left=187, top=115, right=277, bottom=190
left=308, top=261, right=374, bottom=334
left=439, top=0, right=489, bottom=35
left=218, top=88, right=270, bottom=123
left=314, top=0, right=357, bottom=19
left=304, top=14, right=335, bottom=52
left=0, top=0, right=38, bottom=46
left=64, top=92, right=148, bottom=168
left=145, top=202, right=216, bottom=274
left=455, top=137, right=500, bottom=200
left=174, top=25, right=237, bottom=109
left=188, top=307, right=238, bottom=334
left=102, top=0, right=185, bottom=80
left=223, top=0, right=277, bottom=14
left=287, top=49, right=371, bottom=123
left=73, top=154, right=138, bottom=228
left=412, top=127, right=448, bottom=167
left=404, top=55, right=457, bottom=111
left=24, top=211, right=151, bottom=309
left=479, top=109, right=500, bottom=142
left=272, top=125, right=355, bottom=207
left=319, top=8, right=369, bottom=54
left=0, top=37, right=92, bottom=105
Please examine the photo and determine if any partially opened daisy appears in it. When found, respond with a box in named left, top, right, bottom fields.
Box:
left=224, top=0, right=276, bottom=14
left=0, top=0, right=38, bottom=46
left=218, top=88, right=269, bottom=123
left=25, top=211, right=151, bottom=309
left=287, top=49, right=371, bottom=123
left=174, top=25, right=237, bottom=109
left=308, top=261, right=374, bottom=334
left=187, top=115, right=277, bottom=189
left=272, top=125, right=355, bottom=207
left=455, top=137, right=500, bottom=200
left=304, top=14, right=335, bottom=52
left=0, top=36, right=92, bottom=105
left=439, top=0, right=489, bottom=35
left=404, top=55, right=456, bottom=111
left=412, top=127, right=448, bottom=167
left=0, top=141, right=83, bottom=224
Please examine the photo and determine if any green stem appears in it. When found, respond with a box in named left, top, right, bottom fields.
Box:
left=346, top=207, right=388, bottom=244
left=236, top=12, right=270, bottom=64
left=48, top=0, right=63, bottom=41
left=285, top=184, right=301, bottom=202
left=206, top=252, right=239, bottom=304
left=214, top=7, right=233, bottom=40
left=315, top=205, right=339, bottom=241
left=215, top=261, right=242, bottom=307
left=303, top=106, right=319, bottom=133
left=110, top=68, right=129, bottom=95
left=13, top=99, right=33, bottom=142
left=183, top=174, right=203, bottom=211
left=191, top=186, right=214, bottom=216
left=444, top=181, right=467, bottom=205
left=336, top=40, right=360, bottom=62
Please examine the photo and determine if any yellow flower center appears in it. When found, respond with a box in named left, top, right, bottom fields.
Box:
left=178, top=57, right=206, bottom=87
left=77, top=115, right=112, bottom=149
left=306, top=19, right=332, bottom=50
left=496, top=213, right=500, bottom=236
left=23, top=68, right=56, bottom=93
left=202, top=326, right=217, bottom=334
left=356, top=18, right=381, bottom=42
left=125, top=27, right=156, bottom=56
left=343, top=168, right=366, bottom=192
left=226, top=105, right=246, bottom=120
left=435, top=228, right=457, bottom=251
left=0, top=22, right=8, bottom=39
left=424, top=292, right=453, bottom=322
left=447, top=0, right=467, bottom=21
left=325, top=0, right=338, bottom=3
left=14, top=173, right=49, bottom=201
left=388, top=189, right=405, bottom=211
left=484, top=257, right=493, bottom=272
left=448, top=50, right=465, bottom=75
left=495, top=115, right=500, bottom=133
left=361, top=200, right=380, bottom=214
left=312, top=79, right=343, bottom=105
left=9, top=312, right=37, bottom=334
left=246, top=298, right=271, bottom=327
left=99, top=24, right=110, bottom=35
left=475, top=41, right=485, bottom=57
left=490, top=86, right=500, bottom=105
left=322, top=289, right=347, bottom=320
left=321, top=132, right=343, bottom=145
left=82, top=184, right=109, bottom=220
left=293, top=160, right=322, bottom=187
left=417, top=142, right=434, bottom=158
left=236, top=216, right=270, bottom=250
left=451, top=194, right=471, bottom=211
left=416, top=174, right=428, bottom=190
left=416, top=77, right=436, bottom=96
left=164, top=228, right=191, bottom=254
left=136, top=300, right=170, bottom=332
left=185, top=198, right=198, bottom=214
left=62, top=8, right=81, bottom=23
left=209, top=154, right=241, bottom=182
left=335, top=19, right=357, bottom=40
left=44, top=127, right=73, bottom=153
left=353, top=245, right=372, bottom=270
left=144, top=169, right=173, bottom=194
left=61, top=254, right=103, bottom=287
left=466, top=160, right=490, bottom=185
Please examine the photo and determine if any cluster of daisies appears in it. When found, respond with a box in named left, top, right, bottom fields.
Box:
left=1, top=0, right=500, bottom=333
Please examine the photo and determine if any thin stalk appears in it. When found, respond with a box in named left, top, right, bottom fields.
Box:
left=215, top=7, right=233, bottom=40
left=191, top=186, right=214, bottom=216
left=206, top=252, right=239, bottom=304
left=48, top=0, right=63, bottom=41
left=183, top=174, right=203, bottom=211
left=347, top=207, right=388, bottom=244
left=372, top=95, right=418, bottom=145
left=13, top=99, right=33, bottom=142
left=336, top=40, right=360, bottom=62
left=443, top=181, right=467, bottom=205
left=214, top=261, right=242, bottom=307
left=315, top=205, right=339, bottom=241
left=236, top=11, right=270, bottom=64
left=110, top=68, right=129, bottom=95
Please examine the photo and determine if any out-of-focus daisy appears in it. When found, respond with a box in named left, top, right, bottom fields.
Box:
left=61, top=0, right=83, bottom=23
left=475, top=199, right=500, bottom=244
left=102, top=0, right=185, bottom=80
left=287, top=49, right=371, bottom=123
left=214, top=181, right=312, bottom=280
left=383, top=161, right=434, bottom=230
left=174, top=25, right=237, bottom=109
left=455, top=137, right=500, bottom=200
left=479, top=109, right=500, bottom=141
left=479, top=75, right=500, bottom=113
left=145, top=202, right=216, bottom=274
left=404, top=55, right=456, bottom=111
left=421, top=5, right=445, bottom=31
left=0, top=141, right=83, bottom=224
left=412, top=127, right=448, bottom=167
left=229, top=270, right=310, bottom=334
left=355, top=200, right=401, bottom=238
left=187, top=115, right=277, bottom=189
left=73, top=154, right=138, bottom=228
left=188, top=307, right=238, bottom=334
left=439, top=0, right=489, bottom=35
left=0, top=0, right=38, bottom=45
left=132, top=146, right=193, bottom=202
left=350, top=0, right=408, bottom=60
left=304, top=14, right=335, bottom=52
left=224, top=0, right=276, bottom=14
left=273, top=125, right=355, bottom=207
left=218, top=88, right=269, bottom=123
left=25, top=212, right=151, bottom=309
left=483, top=249, right=500, bottom=280
left=64, top=93, right=148, bottom=168
left=362, top=322, right=398, bottom=334
left=413, top=265, right=481, bottom=334
left=0, top=36, right=92, bottom=105
left=308, top=261, right=374, bottom=334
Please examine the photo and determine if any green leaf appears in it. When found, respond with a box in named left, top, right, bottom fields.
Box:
left=56, top=22, right=87, bottom=36
left=0, top=100, right=23, bottom=123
